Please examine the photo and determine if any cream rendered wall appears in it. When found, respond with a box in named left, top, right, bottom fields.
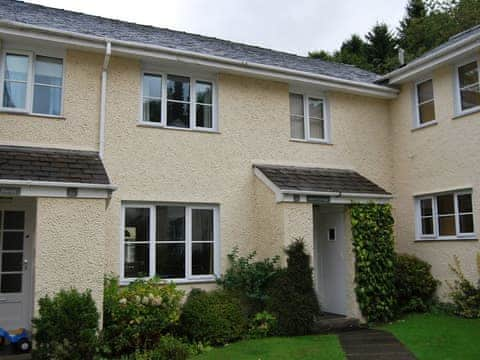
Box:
left=34, top=197, right=106, bottom=317
left=390, top=64, right=480, bottom=298
left=102, top=56, right=393, bottom=298
left=0, top=49, right=102, bottom=151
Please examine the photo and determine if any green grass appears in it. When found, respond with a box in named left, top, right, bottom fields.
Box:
left=381, top=313, right=480, bottom=360
left=194, top=334, right=345, bottom=360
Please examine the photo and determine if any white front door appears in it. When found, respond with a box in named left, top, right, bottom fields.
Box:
left=0, top=207, right=33, bottom=330
left=314, top=206, right=347, bottom=315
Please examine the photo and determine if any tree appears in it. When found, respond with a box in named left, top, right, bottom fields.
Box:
left=364, top=23, right=398, bottom=74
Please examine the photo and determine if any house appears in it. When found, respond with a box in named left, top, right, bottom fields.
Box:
left=0, top=0, right=478, bottom=330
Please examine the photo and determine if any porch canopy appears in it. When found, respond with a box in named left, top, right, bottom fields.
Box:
left=0, top=145, right=115, bottom=199
left=254, top=164, right=391, bottom=203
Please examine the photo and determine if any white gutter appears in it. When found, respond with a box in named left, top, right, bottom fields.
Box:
left=381, top=30, right=480, bottom=84
left=279, top=189, right=393, bottom=199
left=0, top=179, right=118, bottom=190
left=99, top=41, right=111, bottom=159
left=0, top=20, right=398, bottom=99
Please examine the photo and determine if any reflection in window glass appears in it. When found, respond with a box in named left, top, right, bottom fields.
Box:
left=416, top=79, right=435, bottom=124
left=33, top=56, right=63, bottom=115
left=142, top=74, right=162, bottom=123
left=289, top=93, right=304, bottom=139
left=458, top=62, right=480, bottom=111
left=195, top=81, right=213, bottom=128
left=2, top=54, right=29, bottom=109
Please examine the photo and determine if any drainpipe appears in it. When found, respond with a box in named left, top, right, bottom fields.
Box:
left=99, top=41, right=111, bottom=159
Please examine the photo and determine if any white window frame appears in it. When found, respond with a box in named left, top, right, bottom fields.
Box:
left=0, top=49, right=65, bottom=117
left=139, top=70, right=218, bottom=132
left=289, top=92, right=331, bottom=143
left=120, top=203, right=220, bottom=284
left=415, top=190, right=476, bottom=241
left=414, top=78, right=436, bottom=128
left=454, top=57, right=480, bottom=116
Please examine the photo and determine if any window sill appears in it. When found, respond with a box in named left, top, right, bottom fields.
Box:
left=0, top=110, right=66, bottom=120
left=289, top=138, right=332, bottom=145
left=415, top=237, right=477, bottom=242
left=452, top=106, right=480, bottom=120
left=120, top=277, right=217, bottom=286
left=411, top=121, right=437, bottom=132
left=137, top=122, right=220, bottom=134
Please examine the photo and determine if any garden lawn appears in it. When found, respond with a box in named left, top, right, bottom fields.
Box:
left=194, top=334, right=345, bottom=360
left=381, top=313, right=480, bottom=360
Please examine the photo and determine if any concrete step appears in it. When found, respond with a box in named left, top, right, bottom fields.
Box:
left=312, top=313, right=362, bottom=334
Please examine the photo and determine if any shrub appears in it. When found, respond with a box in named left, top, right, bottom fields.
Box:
left=179, top=289, right=247, bottom=345
left=32, top=288, right=99, bottom=360
left=101, top=276, right=184, bottom=356
left=266, top=238, right=320, bottom=336
left=351, top=204, right=396, bottom=323
left=126, top=335, right=195, bottom=360
left=447, top=254, right=480, bottom=318
left=217, top=247, right=280, bottom=314
left=394, top=253, right=439, bottom=313
left=247, top=311, right=277, bottom=339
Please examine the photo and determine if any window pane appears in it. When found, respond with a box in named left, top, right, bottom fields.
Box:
left=156, top=206, right=185, bottom=242
left=192, top=243, right=213, bottom=275
left=196, top=104, right=212, bottom=128
left=2, top=232, right=23, bottom=251
left=459, top=214, right=474, bottom=233
left=419, top=101, right=435, bottom=123
left=143, top=98, right=161, bottom=123
left=1, top=274, right=22, bottom=293
left=421, top=217, right=434, bottom=235
left=417, top=80, right=433, bottom=103
left=143, top=74, right=161, bottom=98
left=4, top=211, right=24, bottom=230
left=33, top=85, right=62, bottom=115
left=437, top=194, right=454, bottom=215
left=460, top=85, right=480, bottom=111
left=290, top=116, right=305, bottom=139
left=289, top=93, right=303, bottom=116
left=35, top=56, right=63, bottom=86
left=156, top=243, right=185, bottom=279
left=196, top=81, right=212, bottom=104
left=192, top=209, right=214, bottom=242
left=458, top=62, right=479, bottom=88
left=3, top=81, right=26, bottom=109
left=4, top=54, right=28, bottom=81
left=125, top=208, right=149, bottom=242
left=309, top=98, right=324, bottom=118
left=420, top=199, right=433, bottom=216
left=167, top=102, right=189, bottom=128
left=124, top=244, right=149, bottom=278
left=1, top=253, right=22, bottom=272
left=309, top=118, right=325, bottom=139
left=438, top=216, right=456, bottom=236
left=458, top=194, right=473, bottom=213
left=167, top=75, right=190, bottom=101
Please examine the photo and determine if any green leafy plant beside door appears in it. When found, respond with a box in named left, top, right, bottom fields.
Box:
left=351, top=203, right=396, bottom=323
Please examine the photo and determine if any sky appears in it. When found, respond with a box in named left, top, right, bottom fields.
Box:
left=26, top=0, right=409, bottom=56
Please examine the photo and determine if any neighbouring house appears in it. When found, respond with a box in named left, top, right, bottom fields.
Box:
left=0, top=0, right=478, bottom=330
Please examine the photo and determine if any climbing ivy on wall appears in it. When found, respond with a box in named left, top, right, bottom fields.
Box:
left=350, top=203, right=396, bottom=323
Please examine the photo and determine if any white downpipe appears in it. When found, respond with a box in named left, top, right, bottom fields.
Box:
left=99, top=41, right=111, bottom=159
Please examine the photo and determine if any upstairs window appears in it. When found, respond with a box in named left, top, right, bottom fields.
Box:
left=417, top=191, right=475, bottom=240
left=1, top=51, right=63, bottom=116
left=141, top=72, right=215, bottom=131
left=457, top=60, right=480, bottom=112
left=415, top=79, right=435, bottom=126
left=289, top=93, right=329, bottom=142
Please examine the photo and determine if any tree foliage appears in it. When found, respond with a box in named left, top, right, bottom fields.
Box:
left=310, top=0, right=480, bottom=74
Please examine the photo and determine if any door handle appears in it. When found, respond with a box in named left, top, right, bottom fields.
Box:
left=24, top=259, right=28, bottom=271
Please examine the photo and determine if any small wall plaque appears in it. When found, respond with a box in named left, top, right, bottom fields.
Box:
left=0, top=187, right=21, bottom=196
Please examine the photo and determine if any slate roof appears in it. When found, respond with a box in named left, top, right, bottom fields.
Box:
left=0, top=0, right=381, bottom=84
left=255, top=165, right=390, bottom=195
left=0, top=145, right=111, bottom=185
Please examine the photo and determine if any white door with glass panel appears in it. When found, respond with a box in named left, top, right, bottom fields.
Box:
left=0, top=210, right=32, bottom=330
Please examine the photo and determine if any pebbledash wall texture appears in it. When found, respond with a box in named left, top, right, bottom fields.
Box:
left=390, top=63, right=480, bottom=297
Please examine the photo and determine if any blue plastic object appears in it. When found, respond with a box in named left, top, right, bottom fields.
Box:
left=0, top=328, right=31, bottom=352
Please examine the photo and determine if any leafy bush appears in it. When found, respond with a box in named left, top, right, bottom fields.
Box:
left=125, top=335, right=196, bottom=360
left=101, top=277, right=184, bottom=356
left=32, top=288, right=99, bottom=360
left=266, top=238, right=320, bottom=336
left=179, top=289, right=247, bottom=345
left=447, top=254, right=480, bottom=318
left=247, top=311, right=277, bottom=339
left=217, top=247, right=280, bottom=314
left=394, top=253, right=439, bottom=313
left=351, top=204, right=396, bottom=323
